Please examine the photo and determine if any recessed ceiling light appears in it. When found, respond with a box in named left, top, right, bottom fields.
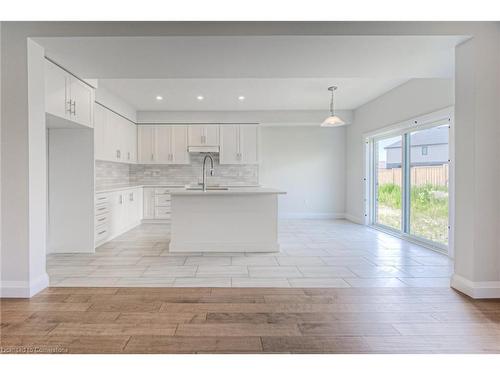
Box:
left=196, top=95, right=204, bottom=101
left=156, top=95, right=163, bottom=101
left=238, top=96, right=245, bottom=101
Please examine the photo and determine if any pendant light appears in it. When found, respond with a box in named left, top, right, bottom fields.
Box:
left=321, top=86, right=346, bottom=127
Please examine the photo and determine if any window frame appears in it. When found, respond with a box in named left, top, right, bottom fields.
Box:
left=363, top=107, right=454, bottom=256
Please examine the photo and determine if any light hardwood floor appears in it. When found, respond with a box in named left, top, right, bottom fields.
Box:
left=1, top=286, right=500, bottom=353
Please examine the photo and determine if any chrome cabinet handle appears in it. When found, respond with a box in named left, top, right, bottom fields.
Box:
left=66, top=99, right=72, bottom=114
left=97, top=217, right=106, bottom=222
left=98, top=230, right=106, bottom=235
left=72, top=100, right=76, bottom=115
left=129, top=193, right=134, bottom=201
left=119, top=195, right=123, bottom=204
left=116, top=150, right=121, bottom=159
left=151, top=153, right=154, bottom=161
left=127, top=152, right=130, bottom=160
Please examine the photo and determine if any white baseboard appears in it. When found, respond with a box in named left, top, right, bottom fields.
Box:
left=1, top=272, right=49, bottom=298
left=344, top=213, right=365, bottom=224
left=451, top=274, right=500, bottom=299
left=279, top=212, right=345, bottom=220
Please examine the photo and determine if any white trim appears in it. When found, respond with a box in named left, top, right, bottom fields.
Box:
left=451, top=274, right=500, bottom=299
left=344, top=213, right=365, bottom=224
left=278, top=212, right=345, bottom=220
left=0, top=272, right=49, bottom=298
left=363, top=106, right=454, bottom=139
left=370, top=224, right=449, bottom=255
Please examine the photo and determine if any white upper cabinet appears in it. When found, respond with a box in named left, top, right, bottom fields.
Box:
left=138, top=125, right=189, bottom=164
left=94, top=103, right=137, bottom=163
left=240, top=125, right=259, bottom=164
left=220, top=124, right=259, bottom=165
left=45, top=59, right=94, bottom=128
left=138, top=126, right=155, bottom=163
left=219, top=125, right=240, bottom=164
left=188, top=125, right=219, bottom=146
left=93, top=104, right=107, bottom=161
left=45, top=60, right=68, bottom=119
left=171, top=126, right=190, bottom=164
left=155, top=126, right=172, bottom=163
left=70, top=78, right=94, bottom=128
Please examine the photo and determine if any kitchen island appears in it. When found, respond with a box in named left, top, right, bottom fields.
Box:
left=169, top=187, right=286, bottom=253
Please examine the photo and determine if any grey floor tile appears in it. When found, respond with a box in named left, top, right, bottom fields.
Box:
left=248, top=266, right=302, bottom=278
left=231, top=278, right=291, bottom=287
left=196, top=265, right=248, bottom=277
left=298, top=266, right=357, bottom=278
left=288, top=278, right=350, bottom=288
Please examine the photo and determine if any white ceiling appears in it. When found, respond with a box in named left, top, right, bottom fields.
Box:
left=36, top=35, right=463, bottom=111
left=98, top=78, right=408, bottom=111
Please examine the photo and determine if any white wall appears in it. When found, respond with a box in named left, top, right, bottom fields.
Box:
left=260, top=126, right=346, bottom=218
left=48, top=128, right=94, bottom=254
left=345, top=78, right=455, bottom=223
left=95, top=85, right=137, bottom=122
left=137, top=110, right=353, bottom=127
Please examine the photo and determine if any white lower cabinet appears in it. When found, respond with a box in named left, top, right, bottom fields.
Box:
left=142, top=187, right=172, bottom=222
left=95, top=187, right=143, bottom=247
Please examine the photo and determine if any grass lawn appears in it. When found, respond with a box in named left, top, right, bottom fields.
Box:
left=377, top=183, right=449, bottom=245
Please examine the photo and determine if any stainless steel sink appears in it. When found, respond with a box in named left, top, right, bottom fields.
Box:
left=186, top=187, right=229, bottom=191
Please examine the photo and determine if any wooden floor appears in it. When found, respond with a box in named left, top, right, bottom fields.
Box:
left=2, top=287, right=500, bottom=354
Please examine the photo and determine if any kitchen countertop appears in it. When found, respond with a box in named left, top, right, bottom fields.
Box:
left=95, top=184, right=262, bottom=194
left=169, top=187, right=286, bottom=195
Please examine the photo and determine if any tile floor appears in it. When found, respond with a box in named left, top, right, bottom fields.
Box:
left=47, top=219, right=454, bottom=288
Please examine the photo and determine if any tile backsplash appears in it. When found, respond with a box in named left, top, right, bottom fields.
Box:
left=95, top=160, right=130, bottom=190
left=95, top=154, right=259, bottom=190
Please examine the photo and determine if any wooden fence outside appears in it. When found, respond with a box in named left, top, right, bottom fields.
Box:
left=378, top=164, right=449, bottom=187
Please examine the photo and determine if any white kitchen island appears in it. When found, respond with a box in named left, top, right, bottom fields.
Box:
left=169, top=188, right=286, bottom=253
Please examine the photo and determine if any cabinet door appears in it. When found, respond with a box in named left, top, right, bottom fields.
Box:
left=138, top=126, right=155, bottom=163
left=171, top=126, right=189, bottom=164
left=219, top=125, right=240, bottom=164
left=240, top=125, right=259, bottom=164
left=93, top=104, right=107, bottom=161
left=69, top=77, right=94, bottom=128
left=109, top=192, right=124, bottom=237
left=142, top=188, right=155, bottom=219
left=204, top=125, right=220, bottom=146
left=155, top=126, right=172, bottom=163
left=125, top=189, right=139, bottom=226
left=128, top=122, right=137, bottom=163
left=45, top=60, right=69, bottom=119
left=188, top=125, right=205, bottom=146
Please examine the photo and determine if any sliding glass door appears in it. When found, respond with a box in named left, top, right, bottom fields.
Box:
left=409, top=125, right=450, bottom=245
left=373, top=135, right=403, bottom=231
left=370, top=120, right=450, bottom=251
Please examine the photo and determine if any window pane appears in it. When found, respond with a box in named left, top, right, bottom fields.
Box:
left=409, top=125, right=449, bottom=245
left=374, top=135, right=402, bottom=231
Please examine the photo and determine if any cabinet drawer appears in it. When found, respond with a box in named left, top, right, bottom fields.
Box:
left=95, top=226, right=109, bottom=243
left=95, top=194, right=109, bottom=204
left=95, top=204, right=109, bottom=215
left=155, top=194, right=171, bottom=207
left=95, top=214, right=108, bottom=227
left=155, top=188, right=172, bottom=195
left=155, top=206, right=171, bottom=219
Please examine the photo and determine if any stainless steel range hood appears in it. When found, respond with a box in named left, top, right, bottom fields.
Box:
left=188, top=145, right=220, bottom=153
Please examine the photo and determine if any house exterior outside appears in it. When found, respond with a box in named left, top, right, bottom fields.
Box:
left=384, top=125, right=449, bottom=168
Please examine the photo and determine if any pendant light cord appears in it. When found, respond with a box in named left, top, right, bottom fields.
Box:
left=330, top=89, right=334, bottom=116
